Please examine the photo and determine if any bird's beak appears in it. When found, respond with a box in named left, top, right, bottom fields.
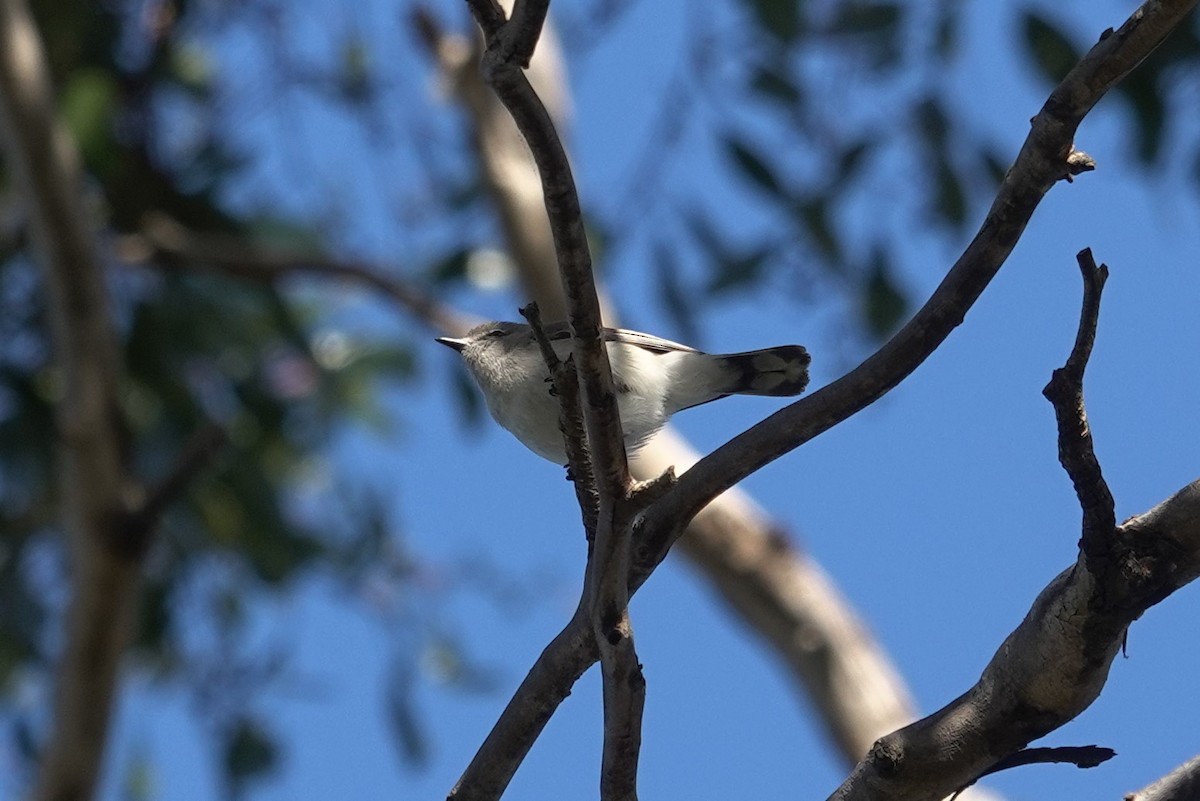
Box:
left=436, top=336, right=467, bottom=353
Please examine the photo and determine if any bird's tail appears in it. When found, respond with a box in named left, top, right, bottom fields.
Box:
left=717, top=345, right=811, bottom=397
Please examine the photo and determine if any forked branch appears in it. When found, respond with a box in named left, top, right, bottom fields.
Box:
left=1043, top=248, right=1117, bottom=564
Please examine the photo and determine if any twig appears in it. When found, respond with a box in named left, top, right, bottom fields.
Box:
left=951, top=745, right=1115, bottom=799
left=1043, top=248, right=1117, bottom=564
left=466, top=0, right=631, bottom=500
left=118, top=212, right=476, bottom=337
left=122, top=422, right=228, bottom=557
left=637, top=0, right=1200, bottom=588
left=501, top=0, right=551, bottom=67
left=1126, top=754, right=1200, bottom=801
left=463, top=3, right=648, bottom=799
left=520, top=302, right=598, bottom=538
left=827, top=478, right=1200, bottom=801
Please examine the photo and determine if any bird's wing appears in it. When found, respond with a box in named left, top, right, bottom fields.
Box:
left=603, top=327, right=700, bottom=354
left=539, top=321, right=701, bottom=354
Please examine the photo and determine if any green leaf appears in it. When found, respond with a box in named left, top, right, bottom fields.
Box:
left=794, top=198, right=841, bottom=263
left=244, top=217, right=326, bottom=254
left=831, top=3, right=901, bottom=35
left=706, top=247, right=771, bottom=295
left=861, top=252, right=908, bottom=339
left=60, top=68, right=118, bottom=176
left=450, top=365, right=484, bottom=428
left=914, top=98, right=949, bottom=148
left=386, top=657, right=428, bottom=766
left=836, top=140, right=872, bottom=181
left=1021, top=12, right=1081, bottom=84
left=1117, top=70, right=1166, bottom=163
left=224, top=718, right=278, bottom=784
left=427, top=249, right=471, bottom=285
left=749, top=66, right=802, bottom=107
left=724, top=137, right=787, bottom=198
left=654, top=242, right=700, bottom=346
left=744, top=0, right=802, bottom=42
left=932, top=156, right=967, bottom=227
left=980, top=147, right=1009, bottom=187
left=169, top=43, right=214, bottom=97
left=934, top=4, right=960, bottom=60
left=338, top=38, right=373, bottom=104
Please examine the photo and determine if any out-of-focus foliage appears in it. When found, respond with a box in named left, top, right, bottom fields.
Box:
left=1, top=0, right=1198, bottom=798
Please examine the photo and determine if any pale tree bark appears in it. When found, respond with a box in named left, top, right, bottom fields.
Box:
left=0, top=3, right=135, bottom=799
left=0, top=4, right=223, bottom=799
left=1126, top=756, right=1200, bottom=801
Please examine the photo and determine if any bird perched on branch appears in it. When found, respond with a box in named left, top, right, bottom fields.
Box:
left=438, top=321, right=811, bottom=464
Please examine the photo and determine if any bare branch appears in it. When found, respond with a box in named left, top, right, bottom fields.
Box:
left=0, top=2, right=134, bottom=799
left=501, top=0, right=551, bottom=67
left=827, top=478, right=1200, bottom=801
left=520, top=302, right=598, bottom=537
left=118, top=213, right=476, bottom=337
left=638, top=0, right=1200, bottom=578
left=123, top=423, right=228, bottom=556
left=1043, top=248, right=1117, bottom=564
left=448, top=610, right=597, bottom=801
left=952, top=745, right=1115, bottom=798
left=597, top=617, right=644, bottom=801
left=1126, top=755, right=1200, bottom=801
left=465, top=0, right=631, bottom=500
left=461, top=5, right=652, bottom=798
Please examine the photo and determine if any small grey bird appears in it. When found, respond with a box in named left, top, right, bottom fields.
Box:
left=437, top=321, right=810, bottom=463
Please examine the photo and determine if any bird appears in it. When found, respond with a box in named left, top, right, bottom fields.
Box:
left=437, top=320, right=810, bottom=463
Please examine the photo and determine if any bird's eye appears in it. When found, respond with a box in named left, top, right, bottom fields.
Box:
left=484, top=328, right=506, bottom=339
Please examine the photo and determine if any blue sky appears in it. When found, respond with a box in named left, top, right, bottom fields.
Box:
left=81, top=1, right=1200, bottom=800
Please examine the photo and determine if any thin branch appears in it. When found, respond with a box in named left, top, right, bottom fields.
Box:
left=951, top=746, right=1115, bottom=798
left=464, top=4, right=649, bottom=799
left=828, top=478, right=1200, bottom=801
left=503, top=0, right=551, bottom=67
left=1042, top=248, right=1117, bottom=564
left=637, top=0, right=1200, bottom=582
left=122, top=423, right=228, bottom=557
left=447, top=607, right=597, bottom=801
left=466, top=0, right=631, bottom=500
left=0, top=2, right=135, bottom=799
left=118, top=212, right=476, bottom=337
left=520, top=302, right=599, bottom=537
left=1126, top=755, right=1200, bottom=801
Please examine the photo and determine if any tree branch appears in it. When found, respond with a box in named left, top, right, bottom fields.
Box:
left=461, top=4, right=652, bottom=799
left=1127, top=755, right=1200, bottom=801
left=1043, top=248, right=1117, bottom=565
left=465, top=0, right=631, bottom=500
left=952, top=745, right=1115, bottom=798
left=827, top=478, right=1200, bottom=801
left=118, top=212, right=477, bottom=337
left=0, top=8, right=236, bottom=799
left=637, top=0, right=1200, bottom=578
left=520, top=301, right=599, bottom=537
left=122, top=422, right=228, bottom=558
left=0, top=2, right=135, bottom=799
left=828, top=217, right=1185, bottom=801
